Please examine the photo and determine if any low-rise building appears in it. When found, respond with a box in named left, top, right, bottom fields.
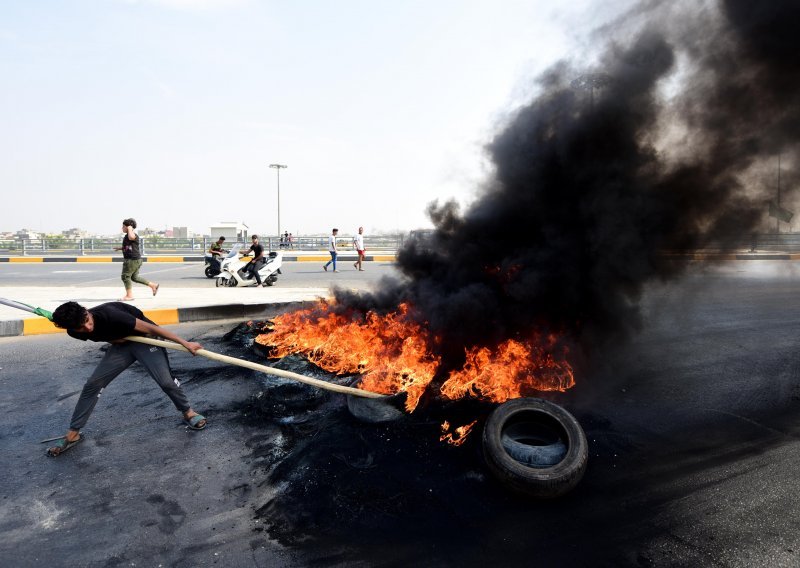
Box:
left=62, top=228, right=90, bottom=239
left=16, top=229, right=40, bottom=240
left=210, top=221, right=249, bottom=242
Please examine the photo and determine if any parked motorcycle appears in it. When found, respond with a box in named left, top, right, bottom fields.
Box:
left=216, top=249, right=283, bottom=287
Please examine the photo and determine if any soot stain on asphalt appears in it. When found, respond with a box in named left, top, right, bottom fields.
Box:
left=185, top=322, right=800, bottom=563
left=219, top=322, right=587, bottom=558
left=217, top=321, right=754, bottom=567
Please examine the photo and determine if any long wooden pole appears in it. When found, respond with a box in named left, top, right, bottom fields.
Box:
left=125, top=336, right=385, bottom=399
left=0, top=298, right=384, bottom=400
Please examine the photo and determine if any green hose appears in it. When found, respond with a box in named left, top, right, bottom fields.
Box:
left=0, top=298, right=54, bottom=321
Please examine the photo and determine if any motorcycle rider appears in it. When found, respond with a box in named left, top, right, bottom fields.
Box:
left=242, top=234, right=267, bottom=286
left=207, top=236, right=227, bottom=273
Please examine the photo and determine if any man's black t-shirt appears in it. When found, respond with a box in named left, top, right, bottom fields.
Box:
left=122, top=234, right=141, bottom=260
left=67, top=302, right=154, bottom=343
left=247, top=243, right=264, bottom=259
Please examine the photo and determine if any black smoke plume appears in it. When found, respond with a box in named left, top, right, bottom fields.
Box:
left=334, top=0, right=800, bottom=374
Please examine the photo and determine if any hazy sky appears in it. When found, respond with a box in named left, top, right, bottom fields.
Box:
left=1, top=0, right=632, bottom=237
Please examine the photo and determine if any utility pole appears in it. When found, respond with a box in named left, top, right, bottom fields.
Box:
left=570, top=72, right=612, bottom=109
left=777, top=154, right=781, bottom=233
left=269, top=163, right=288, bottom=239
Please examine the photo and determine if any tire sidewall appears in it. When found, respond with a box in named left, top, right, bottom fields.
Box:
left=482, top=398, right=588, bottom=498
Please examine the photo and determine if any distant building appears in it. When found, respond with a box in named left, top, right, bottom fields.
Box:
left=16, top=229, right=40, bottom=240
left=172, top=226, right=190, bottom=239
left=210, top=221, right=249, bottom=242
left=62, top=228, right=90, bottom=239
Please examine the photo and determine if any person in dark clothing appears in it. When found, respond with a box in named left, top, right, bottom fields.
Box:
left=243, top=234, right=267, bottom=286
left=115, top=218, right=159, bottom=301
left=208, top=236, right=227, bottom=272
left=46, top=301, right=207, bottom=457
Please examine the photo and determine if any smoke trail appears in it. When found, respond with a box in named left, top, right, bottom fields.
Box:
left=334, top=0, right=798, bottom=370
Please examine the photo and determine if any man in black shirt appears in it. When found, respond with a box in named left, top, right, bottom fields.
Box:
left=243, top=234, right=267, bottom=286
left=46, top=301, right=207, bottom=457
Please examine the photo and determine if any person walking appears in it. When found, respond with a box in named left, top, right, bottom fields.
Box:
left=323, top=228, right=339, bottom=272
left=115, top=218, right=158, bottom=301
left=46, top=300, right=207, bottom=457
left=243, top=234, right=267, bottom=286
left=353, top=226, right=366, bottom=271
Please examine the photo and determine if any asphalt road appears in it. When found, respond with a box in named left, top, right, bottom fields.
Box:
left=1, top=261, right=800, bottom=567
left=0, top=259, right=399, bottom=289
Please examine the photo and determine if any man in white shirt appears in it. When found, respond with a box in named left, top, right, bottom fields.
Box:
left=353, top=226, right=365, bottom=271
left=323, top=228, right=339, bottom=272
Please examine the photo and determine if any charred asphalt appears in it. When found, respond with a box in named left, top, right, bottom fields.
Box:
left=1, top=262, right=799, bottom=567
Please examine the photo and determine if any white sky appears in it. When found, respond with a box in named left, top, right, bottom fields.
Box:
left=1, top=0, right=634, bottom=237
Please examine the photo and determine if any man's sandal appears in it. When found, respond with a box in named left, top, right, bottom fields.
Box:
left=184, top=414, right=207, bottom=430
left=46, top=436, right=83, bottom=457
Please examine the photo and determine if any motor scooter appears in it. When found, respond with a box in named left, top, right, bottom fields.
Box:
left=216, top=248, right=283, bottom=287
left=204, top=243, right=239, bottom=278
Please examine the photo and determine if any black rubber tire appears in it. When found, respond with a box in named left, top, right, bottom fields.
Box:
left=482, top=398, right=588, bottom=499
left=205, top=266, right=216, bottom=278
left=266, top=275, right=277, bottom=286
left=215, top=277, right=223, bottom=288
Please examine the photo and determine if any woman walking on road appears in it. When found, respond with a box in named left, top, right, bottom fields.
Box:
left=116, top=218, right=159, bottom=301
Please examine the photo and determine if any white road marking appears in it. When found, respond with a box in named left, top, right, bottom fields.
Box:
left=84, top=264, right=199, bottom=285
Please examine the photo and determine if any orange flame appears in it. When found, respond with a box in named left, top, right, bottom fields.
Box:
left=440, top=334, right=575, bottom=403
left=256, top=300, right=575, bottom=413
left=440, top=420, right=478, bottom=446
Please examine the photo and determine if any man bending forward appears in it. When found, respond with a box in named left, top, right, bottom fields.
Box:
left=47, top=301, right=207, bottom=456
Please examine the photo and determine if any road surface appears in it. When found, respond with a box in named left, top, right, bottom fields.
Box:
left=1, top=261, right=799, bottom=566
left=0, top=259, right=398, bottom=289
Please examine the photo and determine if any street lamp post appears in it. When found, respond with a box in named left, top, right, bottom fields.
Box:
left=570, top=72, right=612, bottom=108
left=269, top=163, right=288, bottom=241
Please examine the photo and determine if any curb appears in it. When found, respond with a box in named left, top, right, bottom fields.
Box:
left=0, top=254, right=397, bottom=263
left=0, top=302, right=305, bottom=338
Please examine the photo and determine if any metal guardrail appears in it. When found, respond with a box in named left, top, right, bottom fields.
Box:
left=6, top=233, right=800, bottom=256
left=0, top=235, right=408, bottom=256
left=680, top=234, right=800, bottom=253
left=744, top=233, right=800, bottom=251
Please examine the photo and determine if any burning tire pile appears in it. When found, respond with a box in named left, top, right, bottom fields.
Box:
left=229, top=320, right=589, bottom=507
